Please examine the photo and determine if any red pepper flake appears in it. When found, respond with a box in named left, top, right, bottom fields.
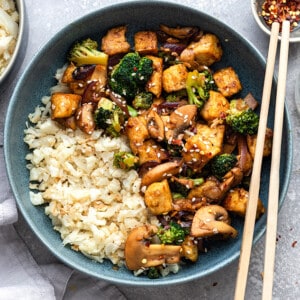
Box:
left=292, top=240, right=298, bottom=247
left=261, top=0, right=300, bottom=32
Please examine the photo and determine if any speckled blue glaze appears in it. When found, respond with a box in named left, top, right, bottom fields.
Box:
left=4, top=1, right=292, bottom=286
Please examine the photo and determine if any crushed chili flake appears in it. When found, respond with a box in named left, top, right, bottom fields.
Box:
left=292, top=240, right=298, bottom=247
left=261, top=0, right=300, bottom=32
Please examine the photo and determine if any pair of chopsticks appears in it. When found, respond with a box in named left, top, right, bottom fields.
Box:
left=234, top=20, right=290, bottom=300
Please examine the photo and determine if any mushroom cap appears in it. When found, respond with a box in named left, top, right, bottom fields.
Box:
left=125, top=225, right=182, bottom=271
left=190, top=204, right=238, bottom=238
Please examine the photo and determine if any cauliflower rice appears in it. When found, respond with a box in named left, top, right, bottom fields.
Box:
left=0, top=0, right=19, bottom=75
left=24, top=68, right=158, bottom=266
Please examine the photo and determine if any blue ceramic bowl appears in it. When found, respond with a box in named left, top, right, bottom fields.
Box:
left=4, top=1, right=292, bottom=286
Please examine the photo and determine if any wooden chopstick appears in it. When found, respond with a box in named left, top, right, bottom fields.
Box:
left=262, top=20, right=290, bottom=300
left=234, top=21, right=280, bottom=300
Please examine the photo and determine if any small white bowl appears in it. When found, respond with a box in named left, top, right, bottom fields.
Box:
left=251, top=0, right=300, bottom=43
left=0, top=0, right=25, bottom=84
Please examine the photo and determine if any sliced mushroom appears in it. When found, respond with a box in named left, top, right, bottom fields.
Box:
left=187, top=167, right=243, bottom=203
left=141, top=160, right=183, bottom=187
left=190, top=205, right=238, bottom=238
left=125, top=225, right=182, bottom=271
left=173, top=197, right=206, bottom=212
left=159, top=24, right=199, bottom=40
left=237, top=134, right=253, bottom=176
left=165, top=104, right=197, bottom=143
left=146, top=109, right=165, bottom=141
left=75, top=103, right=96, bottom=134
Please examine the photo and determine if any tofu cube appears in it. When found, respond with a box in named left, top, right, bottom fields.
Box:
left=51, top=93, right=81, bottom=119
left=180, top=33, right=223, bottom=67
left=61, top=63, right=77, bottom=84
left=101, top=26, right=131, bottom=56
left=200, top=90, right=230, bottom=122
left=182, top=124, right=225, bottom=171
left=125, top=116, right=149, bottom=154
left=134, top=31, right=158, bottom=55
left=213, top=66, right=242, bottom=98
left=137, top=140, right=168, bottom=165
left=223, top=188, right=265, bottom=219
left=162, top=63, right=188, bottom=93
left=145, top=55, right=163, bottom=97
left=144, top=179, right=173, bottom=215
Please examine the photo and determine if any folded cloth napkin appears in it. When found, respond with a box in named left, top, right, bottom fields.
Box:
left=0, top=151, right=126, bottom=300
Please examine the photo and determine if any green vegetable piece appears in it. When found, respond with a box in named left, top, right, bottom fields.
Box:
left=68, top=38, right=108, bottom=66
left=226, top=108, right=259, bottom=135
left=132, top=92, right=153, bottom=109
left=186, top=69, right=217, bottom=109
left=147, top=267, right=160, bottom=279
left=210, top=153, right=238, bottom=177
left=113, top=151, right=139, bottom=170
left=157, top=221, right=188, bottom=245
left=109, top=52, right=153, bottom=101
left=94, top=98, right=124, bottom=137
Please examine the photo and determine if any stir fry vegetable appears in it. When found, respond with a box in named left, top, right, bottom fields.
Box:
left=49, top=24, right=272, bottom=279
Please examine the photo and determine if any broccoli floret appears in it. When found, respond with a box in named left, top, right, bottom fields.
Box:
left=186, top=69, right=217, bottom=109
left=147, top=267, right=160, bottom=279
left=157, top=221, right=188, bottom=245
left=136, top=57, right=154, bottom=85
left=165, top=90, right=187, bottom=102
left=169, top=177, right=204, bottom=198
left=209, top=153, right=238, bottom=177
left=68, top=38, right=108, bottom=66
left=94, top=98, right=124, bottom=137
left=226, top=99, right=259, bottom=135
left=113, top=151, right=139, bottom=170
left=109, top=52, right=153, bottom=101
left=132, top=92, right=153, bottom=110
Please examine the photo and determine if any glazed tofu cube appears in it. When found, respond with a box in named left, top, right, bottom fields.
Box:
left=125, top=116, right=149, bottom=154
left=61, top=63, right=77, bottom=84
left=101, top=26, right=131, bottom=56
left=223, top=187, right=265, bottom=219
left=180, top=33, right=223, bottom=67
left=145, top=55, right=163, bottom=97
left=134, top=31, right=158, bottom=55
left=61, top=63, right=86, bottom=95
left=137, top=140, right=168, bottom=165
left=144, top=179, right=173, bottom=215
left=246, top=127, right=273, bottom=158
left=162, top=63, right=188, bottom=93
left=51, top=93, right=81, bottom=119
left=213, top=67, right=242, bottom=98
left=182, top=124, right=225, bottom=171
left=200, top=90, right=230, bottom=122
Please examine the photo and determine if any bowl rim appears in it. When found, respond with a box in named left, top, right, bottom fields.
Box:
left=0, top=0, right=25, bottom=83
left=251, top=0, right=300, bottom=43
left=4, top=0, right=293, bottom=286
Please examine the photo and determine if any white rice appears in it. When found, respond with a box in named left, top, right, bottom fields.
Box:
left=24, top=67, right=158, bottom=266
left=0, top=0, right=19, bottom=75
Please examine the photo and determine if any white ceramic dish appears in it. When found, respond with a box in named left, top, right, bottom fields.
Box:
left=0, top=0, right=25, bottom=84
